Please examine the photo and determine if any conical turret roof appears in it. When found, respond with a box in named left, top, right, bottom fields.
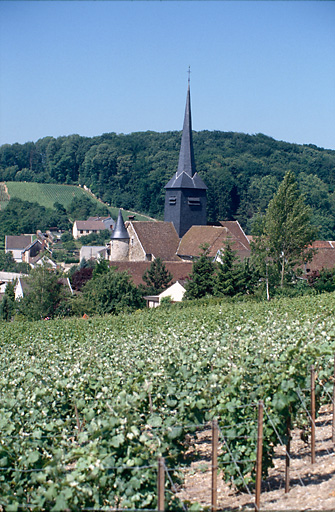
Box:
left=111, top=209, right=129, bottom=239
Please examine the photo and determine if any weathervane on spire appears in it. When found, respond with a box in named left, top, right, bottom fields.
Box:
left=188, top=66, right=191, bottom=84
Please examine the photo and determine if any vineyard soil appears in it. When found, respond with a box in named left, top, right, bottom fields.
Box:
left=176, top=406, right=335, bottom=510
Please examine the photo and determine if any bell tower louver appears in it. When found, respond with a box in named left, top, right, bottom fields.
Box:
left=164, top=76, right=207, bottom=238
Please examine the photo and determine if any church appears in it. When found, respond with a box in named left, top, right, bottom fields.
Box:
left=104, top=78, right=251, bottom=284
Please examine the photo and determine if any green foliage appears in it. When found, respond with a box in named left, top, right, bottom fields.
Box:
left=17, top=265, right=71, bottom=320
left=1, top=132, right=335, bottom=235
left=214, top=242, right=254, bottom=297
left=251, top=171, right=318, bottom=289
left=184, top=245, right=216, bottom=299
left=0, top=198, right=70, bottom=238
left=160, top=296, right=172, bottom=308
left=0, top=282, right=15, bottom=321
left=0, top=250, right=30, bottom=273
left=67, top=195, right=109, bottom=220
left=141, top=257, right=173, bottom=295
left=73, top=266, right=144, bottom=316
left=92, top=259, right=109, bottom=279
left=5, top=181, right=92, bottom=210
left=75, top=230, right=110, bottom=247
left=308, top=268, right=335, bottom=294
left=0, top=293, right=335, bottom=508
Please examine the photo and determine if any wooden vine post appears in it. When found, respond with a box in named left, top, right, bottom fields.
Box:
left=311, top=365, right=316, bottom=464
left=211, top=419, right=218, bottom=512
left=285, top=412, right=291, bottom=493
left=255, top=401, right=263, bottom=512
left=157, top=457, right=165, bottom=511
left=332, top=354, right=335, bottom=444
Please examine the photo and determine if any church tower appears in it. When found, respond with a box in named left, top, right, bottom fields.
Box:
left=164, top=75, right=207, bottom=238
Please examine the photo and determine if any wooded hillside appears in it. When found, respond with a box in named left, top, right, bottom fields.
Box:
left=1, top=131, right=335, bottom=237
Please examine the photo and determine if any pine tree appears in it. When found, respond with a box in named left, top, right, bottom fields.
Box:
left=214, top=243, right=257, bottom=297
left=184, top=244, right=215, bottom=299
left=142, top=257, right=172, bottom=295
left=214, top=242, right=237, bottom=296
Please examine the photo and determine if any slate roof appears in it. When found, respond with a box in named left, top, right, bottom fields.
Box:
left=74, top=220, right=108, bottom=231
left=164, top=80, right=207, bottom=191
left=22, top=239, right=43, bottom=253
left=112, top=209, right=129, bottom=239
left=110, top=261, right=193, bottom=286
left=177, top=79, right=196, bottom=179
left=177, top=223, right=251, bottom=260
left=5, top=235, right=33, bottom=250
left=130, top=221, right=180, bottom=261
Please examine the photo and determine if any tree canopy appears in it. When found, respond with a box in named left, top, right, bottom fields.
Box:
left=251, top=171, right=317, bottom=289
left=141, top=257, right=172, bottom=295
left=1, top=131, right=335, bottom=237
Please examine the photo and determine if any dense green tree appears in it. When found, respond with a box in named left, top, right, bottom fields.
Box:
left=0, top=198, right=70, bottom=237
left=251, top=171, right=317, bottom=289
left=184, top=245, right=216, bottom=300
left=0, top=282, right=15, bottom=321
left=307, top=268, right=335, bottom=294
left=17, top=265, right=70, bottom=320
left=1, top=131, right=335, bottom=237
left=214, top=243, right=258, bottom=297
left=92, top=259, right=110, bottom=278
left=141, top=257, right=172, bottom=295
left=0, top=250, right=30, bottom=273
left=73, top=267, right=143, bottom=316
left=67, top=196, right=109, bottom=220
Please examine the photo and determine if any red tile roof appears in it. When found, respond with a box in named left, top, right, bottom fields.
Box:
left=110, top=261, right=193, bottom=286
left=311, top=240, right=335, bottom=249
left=177, top=223, right=251, bottom=260
left=130, top=221, right=180, bottom=261
left=303, top=247, right=335, bottom=273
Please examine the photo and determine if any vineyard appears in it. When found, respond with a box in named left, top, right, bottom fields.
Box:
left=2, top=182, right=152, bottom=221
left=0, top=183, right=10, bottom=210
left=1, top=293, right=335, bottom=510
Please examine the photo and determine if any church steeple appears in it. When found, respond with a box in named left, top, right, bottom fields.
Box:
left=164, top=75, right=207, bottom=238
left=176, top=78, right=196, bottom=179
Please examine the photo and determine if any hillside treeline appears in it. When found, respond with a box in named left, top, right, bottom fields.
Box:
left=1, top=131, right=335, bottom=237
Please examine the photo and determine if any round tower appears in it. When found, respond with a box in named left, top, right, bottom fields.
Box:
left=110, top=209, right=129, bottom=261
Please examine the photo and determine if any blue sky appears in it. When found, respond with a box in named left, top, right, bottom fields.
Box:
left=1, top=1, right=334, bottom=149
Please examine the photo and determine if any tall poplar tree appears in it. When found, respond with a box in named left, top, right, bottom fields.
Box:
left=252, top=171, right=317, bottom=288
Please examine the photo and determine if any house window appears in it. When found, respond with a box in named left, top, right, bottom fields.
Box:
left=188, top=197, right=201, bottom=206
left=169, top=196, right=177, bottom=205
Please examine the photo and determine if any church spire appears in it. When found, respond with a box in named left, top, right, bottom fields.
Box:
left=176, top=71, right=196, bottom=178
left=164, top=75, right=207, bottom=238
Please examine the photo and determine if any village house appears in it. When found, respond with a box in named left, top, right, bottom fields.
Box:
left=80, top=245, right=108, bottom=262
left=21, top=239, right=44, bottom=264
left=5, top=235, right=34, bottom=262
left=143, top=281, right=186, bottom=308
left=72, top=219, right=110, bottom=240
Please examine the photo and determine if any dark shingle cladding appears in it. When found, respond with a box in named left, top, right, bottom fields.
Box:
left=164, top=78, right=207, bottom=238
left=164, top=80, right=207, bottom=190
left=111, top=209, right=129, bottom=240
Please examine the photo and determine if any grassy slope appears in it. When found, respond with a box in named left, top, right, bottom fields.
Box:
left=3, top=182, right=153, bottom=221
